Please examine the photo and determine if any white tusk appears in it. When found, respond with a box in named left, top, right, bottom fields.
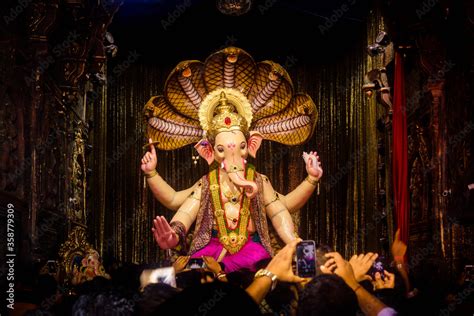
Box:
left=221, top=162, right=225, bottom=169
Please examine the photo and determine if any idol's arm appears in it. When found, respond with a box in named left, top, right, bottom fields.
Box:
left=141, top=137, right=200, bottom=211
left=276, top=151, right=323, bottom=213
left=151, top=186, right=201, bottom=250
left=147, top=177, right=200, bottom=211
left=262, top=176, right=297, bottom=244
left=277, top=176, right=318, bottom=213
left=169, top=185, right=202, bottom=230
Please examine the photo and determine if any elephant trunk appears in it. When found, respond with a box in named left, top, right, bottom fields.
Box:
left=223, top=158, right=258, bottom=199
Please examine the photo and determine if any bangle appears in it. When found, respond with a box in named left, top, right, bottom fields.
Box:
left=145, top=169, right=158, bottom=179
left=305, top=176, right=319, bottom=186
left=353, top=284, right=362, bottom=293
left=394, top=255, right=405, bottom=261
left=216, top=271, right=226, bottom=279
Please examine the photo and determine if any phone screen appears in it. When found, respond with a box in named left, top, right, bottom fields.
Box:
left=148, top=267, right=177, bottom=288
left=186, top=258, right=205, bottom=270
left=369, top=257, right=385, bottom=280
left=296, top=240, right=316, bottom=278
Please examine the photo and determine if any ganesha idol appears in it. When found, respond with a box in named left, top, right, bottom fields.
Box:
left=140, top=47, right=323, bottom=273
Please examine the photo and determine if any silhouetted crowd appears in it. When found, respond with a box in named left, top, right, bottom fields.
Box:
left=5, top=234, right=474, bottom=316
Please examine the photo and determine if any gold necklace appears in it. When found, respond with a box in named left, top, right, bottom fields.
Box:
left=209, top=164, right=255, bottom=254
left=221, top=181, right=241, bottom=204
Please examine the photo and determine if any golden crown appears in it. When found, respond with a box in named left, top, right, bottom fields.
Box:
left=209, top=92, right=248, bottom=137
left=199, top=88, right=253, bottom=138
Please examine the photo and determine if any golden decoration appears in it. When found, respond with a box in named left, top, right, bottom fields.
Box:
left=209, top=164, right=255, bottom=254
left=199, top=88, right=253, bottom=136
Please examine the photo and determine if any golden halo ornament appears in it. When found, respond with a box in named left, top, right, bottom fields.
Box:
left=198, top=88, right=253, bottom=134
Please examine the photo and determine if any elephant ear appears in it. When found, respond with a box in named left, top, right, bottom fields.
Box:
left=144, top=96, right=203, bottom=150
left=194, top=139, right=215, bottom=165
left=251, top=93, right=317, bottom=146
left=247, top=131, right=263, bottom=158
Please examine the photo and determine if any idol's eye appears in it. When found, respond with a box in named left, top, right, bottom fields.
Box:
left=217, top=146, right=224, bottom=153
left=240, top=142, right=246, bottom=149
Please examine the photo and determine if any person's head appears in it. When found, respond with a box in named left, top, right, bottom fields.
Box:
left=156, top=281, right=261, bottom=315
left=226, top=269, right=255, bottom=288
left=71, top=290, right=135, bottom=316
left=175, top=269, right=206, bottom=289
left=298, top=274, right=358, bottom=316
left=315, top=244, right=334, bottom=276
left=265, top=282, right=298, bottom=315
left=136, top=283, right=181, bottom=315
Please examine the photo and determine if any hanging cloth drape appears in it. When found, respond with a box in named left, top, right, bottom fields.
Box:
left=392, top=51, right=409, bottom=245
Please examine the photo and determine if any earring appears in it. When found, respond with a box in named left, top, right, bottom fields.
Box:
left=192, top=153, right=199, bottom=166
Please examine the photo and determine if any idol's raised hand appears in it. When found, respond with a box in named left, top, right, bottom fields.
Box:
left=151, top=216, right=179, bottom=249
left=303, top=151, right=323, bottom=180
left=141, top=138, right=158, bottom=174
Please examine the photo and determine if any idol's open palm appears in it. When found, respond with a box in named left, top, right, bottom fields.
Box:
left=152, top=216, right=179, bottom=249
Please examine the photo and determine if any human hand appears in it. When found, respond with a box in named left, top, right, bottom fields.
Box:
left=303, top=151, right=323, bottom=180
left=203, top=256, right=222, bottom=274
left=391, top=229, right=407, bottom=262
left=141, top=138, right=158, bottom=174
left=321, top=252, right=359, bottom=289
left=173, top=256, right=190, bottom=273
left=349, top=252, right=378, bottom=282
left=151, top=216, right=179, bottom=249
left=372, top=271, right=395, bottom=290
left=266, top=239, right=307, bottom=283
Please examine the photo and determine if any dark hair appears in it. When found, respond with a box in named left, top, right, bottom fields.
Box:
left=298, top=274, right=358, bottom=316
left=226, top=269, right=255, bottom=289
left=315, top=244, right=334, bottom=276
left=136, top=283, right=180, bottom=315
left=156, top=281, right=260, bottom=315
left=71, top=290, right=135, bottom=316
left=175, top=270, right=204, bottom=289
left=265, top=282, right=297, bottom=315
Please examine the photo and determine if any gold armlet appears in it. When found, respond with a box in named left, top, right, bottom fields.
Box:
left=264, top=192, right=280, bottom=207
left=270, top=208, right=286, bottom=220
left=188, top=191, right=201, bottom=201
left=145, top=169, right=158, bottom=179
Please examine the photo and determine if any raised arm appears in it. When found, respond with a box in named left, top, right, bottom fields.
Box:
left=141, top=138, right=200, bottom=211
left=262, top=175, right=298, bottom=244
left=277, top=151, right=323, bottom=213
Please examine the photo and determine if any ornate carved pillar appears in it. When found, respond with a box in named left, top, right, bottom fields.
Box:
left=24, top=0, right=59, bottom=257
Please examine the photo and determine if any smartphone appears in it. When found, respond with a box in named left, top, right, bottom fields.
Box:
left=186, top=258, right=206, bottom=270
left=148, top=267, right=177, bottom=288
left=369, top=256, right=385, bottom=280
left=296, top=240, right=317, bottom=278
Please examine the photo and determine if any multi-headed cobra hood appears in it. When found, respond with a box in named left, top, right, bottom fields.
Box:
left=143, top=47, right=318, bottom=150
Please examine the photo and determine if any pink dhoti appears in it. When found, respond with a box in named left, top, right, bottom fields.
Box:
left=191, top=237, right=271, bottom=273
